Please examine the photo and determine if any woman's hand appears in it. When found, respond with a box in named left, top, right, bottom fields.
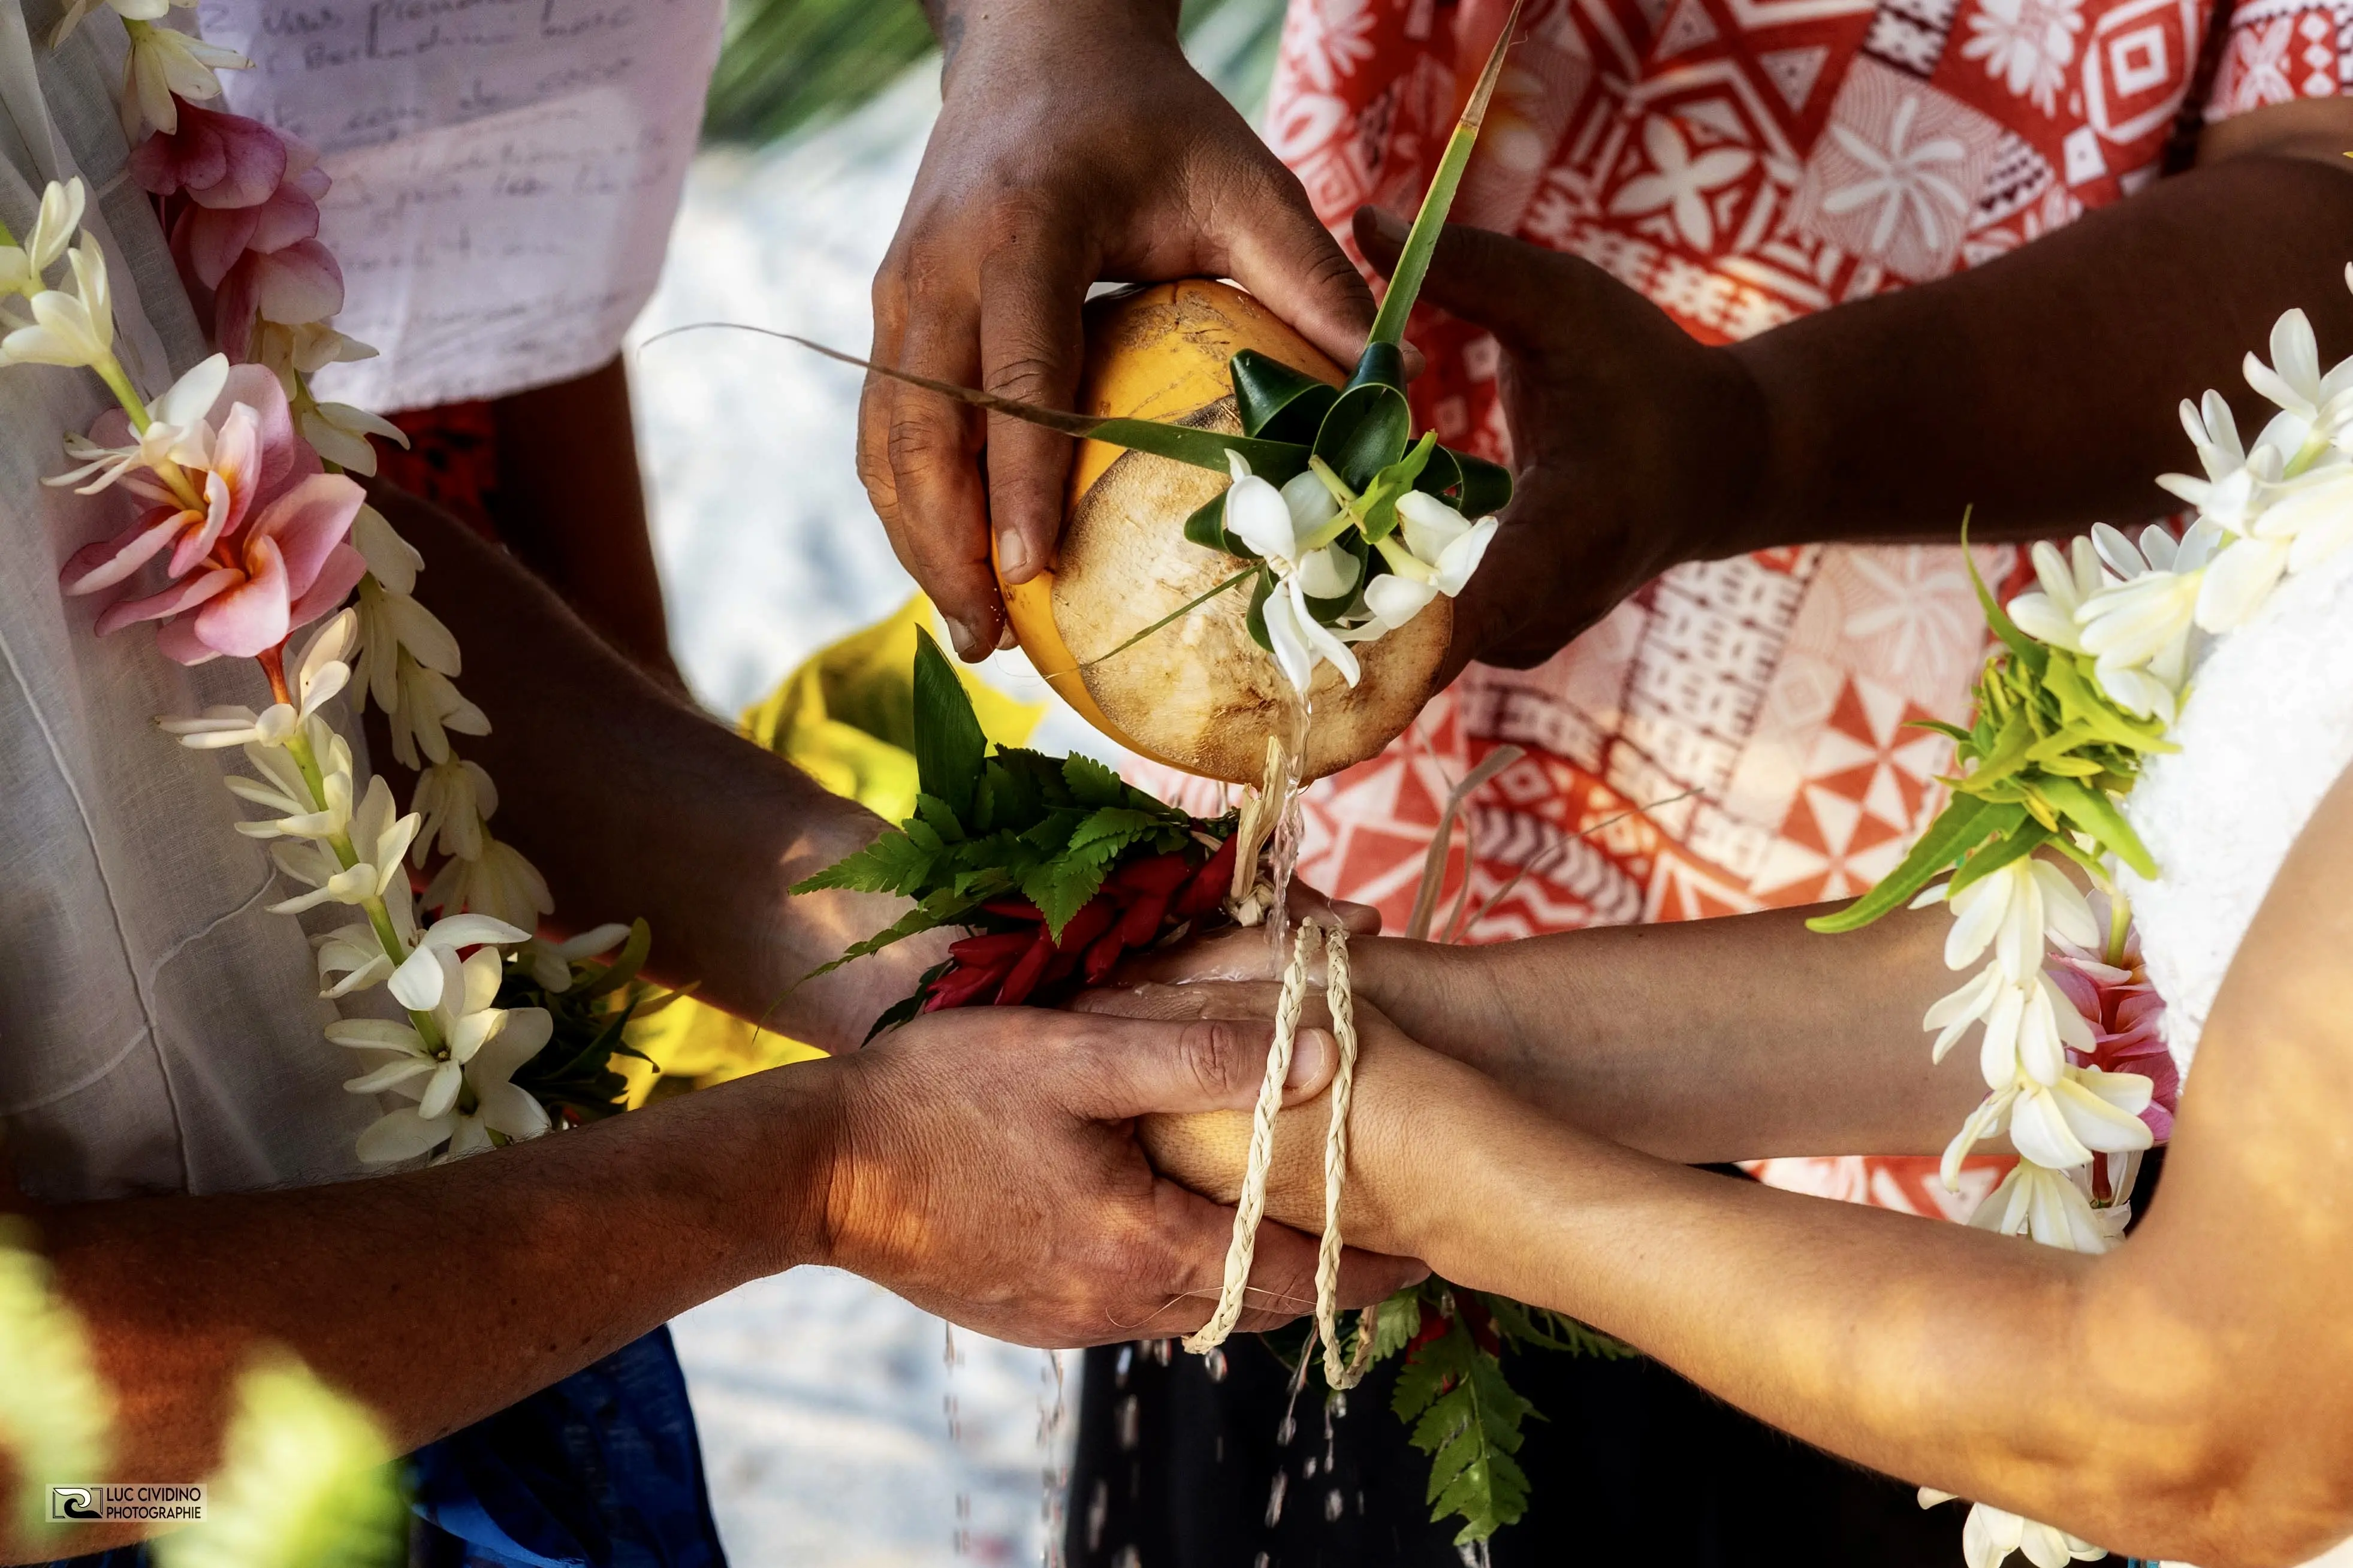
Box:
left=862, top=0, right=1379, bottom=660
left=1069, top=978, right=1501, bottom=1262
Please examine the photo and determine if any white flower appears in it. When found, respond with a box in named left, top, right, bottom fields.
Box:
left=1960, top=1500, right=2104, bottom=1568
left=351, top=505, right=426, bottom=596
left=385, top=913, right=530, bottom=1014
left=1280, top=469, right=1341, bottom=543
left=0, top=178, right=87, bottom=295
left=1941, top=859, right=2096, bottom=980
left=1, top=234, right=113, bottom=368
left=161, top=703, right=298, bottom=750
left=1966, top=1156, right=2115, bottom=1253
left=313, top=920, right=397, bottom=998
left=2194, top=533, right=2291, bottom=633
left=1259, top=569, right=1361, bottom=693
left=1222, top=450, right=1299, bottom=563
left=266, top=775, right=420, bottom=914
left=46, top=353, right=227, bottom=494
left=2242, top=460, right=2353, bottom=584
left=387, top=657, right=489, bottom=769
left=340, top=944, right=553, bottom=1162
left=254, top=321, right=376, bottom=395
left=411, top=758, right=498, bottom=865
left=2076, top=521, right=2221, bottom=721
left=2242, top=307, right=2353, bottom=457
left=47, top=0, right=194, bottom=47
left=519, top=923, right=632, bottom=993
left=229, top=740, right=351, bottom=842
left=425, top=835, right=553, bottom=929
left=299, top=401, right=409, bottom=477
left=346, top=1008, right=556, bottom=1163
left=2007, top=1067, right=2154, bottom=1171
left=122, top=20, right=248, bottom=136
left=1390, top=490, right=1500, bottom=596
left=2004, top=537, right=2104, bottom=652
left=1293, top=544, right=1361, bottom=600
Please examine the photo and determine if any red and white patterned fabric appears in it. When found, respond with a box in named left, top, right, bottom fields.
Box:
left=1244, top=0, right=2340, bottom=1214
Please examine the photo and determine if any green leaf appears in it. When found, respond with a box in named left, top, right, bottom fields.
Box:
left=794, top=888, right=978, bottom=985
left=1182, top=494, right=1242, bottom=556
left=1959, top=510, right=2048, bottom=676
left=1805, top=797, right=2022, bottom=932
left=1945, top=819, right=2052, bottom=897
left=1020, top=837, right=1124, bottom=939
left=1314, top=381, right=1412, bottom=493
left=1230, top=348, right=1340, bottom=442
left=789, top=826, right=937, bottom=897
left=912, top=627, right=986, bottom=820
left=1366, top=0, right=1526, bottom=349
left=1357, top=1284, right=1425, bottom=1367
left=2034, top=774, right=2158, bottom=878
left=1359, top=433, right=1439, bottom=543
left=1062, top=753, right=1127, bottom=809
left=1449, top=451, right=1513, bottom=516
left=1067, top=806, right=1165, bottom=855
left=1392, top=1306, right=1536, bottom=1544
left=571, top=917, right=654, bottom=1001
left=915, top=792, right=966, bottom=843
left=1477, top=1294, right=1632, bottom=1359
left=1245, top=566, right=1275, bottom=652
left=756, top=330, right=1311, bottom=480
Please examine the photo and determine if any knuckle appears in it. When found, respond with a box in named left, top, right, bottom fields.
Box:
left=984, top=350, right=1063, bottom=405
left=1176, top=1018, right=1248, bottom=1102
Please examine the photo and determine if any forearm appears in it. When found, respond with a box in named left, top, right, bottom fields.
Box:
left=1727, top=152, right=2353, bottom=552
left=367, top=484, right=910, bottom=1046
left=919, top=0, right=1181, bottom=63
left=1355, top=900, right=1987, bottom=1161
left=10, top=1067, right=837, bottom=1560
left=487, top=358, right=681, bottom=689
left=1393, top=1096, right=2197, bottom=1551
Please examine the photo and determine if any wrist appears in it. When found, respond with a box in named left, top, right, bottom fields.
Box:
left=1679, top=342, right=1778, bottom=562
left=735, top=1055, right=857, bottom=1276
left=933, top=0, right=1183, bottom=79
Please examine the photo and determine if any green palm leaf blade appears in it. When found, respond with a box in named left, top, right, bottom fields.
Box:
left=1805, top=796, right=2023, bottom=932
left=1364, top=0, right=1528, bottom=351
left=645, top=325, right=1314, bottom=480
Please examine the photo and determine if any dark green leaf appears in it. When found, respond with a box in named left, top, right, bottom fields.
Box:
left=1347, top=340, right=1408, bottom=393
left=795, top=888, right=979, bottom=985
left=1021, top=838, right=1124, bottom=939
left=1062, top=753, right=1127, bottom=809
left=1314, top=381, right=1413, bottom=493
left=1184, top=493, right=1248, bottom=557
left=1449, top=451, right=1514, bottom=517
left=572, top=917, right=653, bottom=1001
left=915, top=792, right=965, bottom=843
left=912, top=627, right=986, bottom=820
left=1245, top=566, right=1275, bottom=651
left=1230, top=349, right=1340, bottom=442
left=1360, top=433, right=1439, bottom=542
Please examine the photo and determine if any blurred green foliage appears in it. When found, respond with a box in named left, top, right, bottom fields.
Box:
left=702, top=0, right=1287, bottom=147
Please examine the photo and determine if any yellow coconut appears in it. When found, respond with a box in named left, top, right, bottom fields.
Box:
left=998, top=280, right=1451, bottom=786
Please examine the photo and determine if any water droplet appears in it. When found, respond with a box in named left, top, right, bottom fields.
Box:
left=1085, top=1480, right=1109, bottom=1552
left=1116, top=1394, right=1141, bottom=1452
left=943, top=1320, right=959, bottom=1368
left=1265, top=1471, right=1289, bottom=1528
left=1254, top=1555, right=1271, bottom=1568
left=1114, top=1343, right=1134, bottom=1388
left=1112, top=1548, right=1141, bottom=1568
left=1303, top=1456, right=1319, bottom=1479
left=1150, top=1337, right=1174, bottom=1366
left=1325, top=1488, right=1344, bottom=1523
left=1204, top=1346, right=1228, bottom=1382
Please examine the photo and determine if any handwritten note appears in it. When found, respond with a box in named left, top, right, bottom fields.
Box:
left=198, top=0, right=723, bottom=410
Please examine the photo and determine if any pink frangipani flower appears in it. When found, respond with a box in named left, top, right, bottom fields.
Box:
left=128, top=99, right=289, bottom=210
left=61, top=361, right=365, bottom=663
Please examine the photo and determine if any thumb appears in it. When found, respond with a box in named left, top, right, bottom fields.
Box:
left=1353, top=204, right=1566, bottom=346
left=1057, top=1014, right=1336, bottom=1122
left=1217, top=167, right=1379, bottom=371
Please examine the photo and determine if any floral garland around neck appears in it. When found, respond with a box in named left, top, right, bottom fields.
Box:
left=1811, top=278, right=2353, bottom=1568
left=2, top=1, right=665, bottom=1165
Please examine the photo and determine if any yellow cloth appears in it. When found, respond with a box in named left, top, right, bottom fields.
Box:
left=625, top=597, right=1045, bottom=1095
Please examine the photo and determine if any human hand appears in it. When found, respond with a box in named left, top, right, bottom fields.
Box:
left=1352, top=206, right=1770, bottom=675
left=861, top=0, right=1380, bottom=660
left=1070, top=980, right=1503, bottom=1261
left=812, top=1002, right=1425, bottom=1347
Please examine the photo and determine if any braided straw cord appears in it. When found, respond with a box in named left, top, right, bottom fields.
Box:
left=1182, top=922, right=1372, bottom=1392
left=1181, top=922, right=1320, bottom=1355
left=1315, top=926, right=1375, bottom=1391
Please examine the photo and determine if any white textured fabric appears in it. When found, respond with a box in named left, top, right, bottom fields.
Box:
left=205, top=0, right=725, bottom=412
left=2123, top=538, right=2353, bottom=1072
left=0, top=8, right=377, bottom=1202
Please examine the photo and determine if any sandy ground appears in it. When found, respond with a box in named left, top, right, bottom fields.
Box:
left=627, top=67, right=1094, bottom=1568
